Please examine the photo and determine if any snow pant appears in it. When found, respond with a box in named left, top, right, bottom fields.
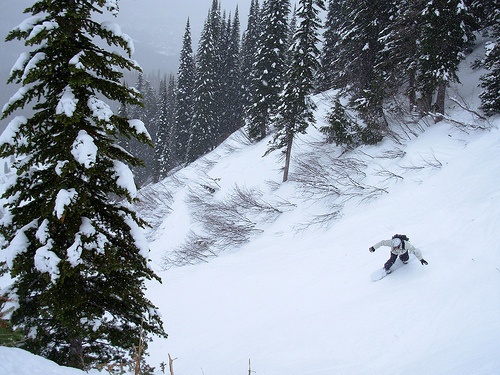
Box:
left=384, top=251, right=409, bottom=270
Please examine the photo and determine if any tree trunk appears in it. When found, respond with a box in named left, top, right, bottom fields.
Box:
left=408, top=68, right=417, bottom=111
left=168, top=353, right=177, bottom=375
left=283, top=132, right=293, bottom=182
left=434, top=81, right=446, bottom=122
left=69, top=337, right=84, bottom=369
left=417, top=88, right=433, bottom=115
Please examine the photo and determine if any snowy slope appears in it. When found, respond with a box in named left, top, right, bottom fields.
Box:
left=0, top=346, right=101, bottom=375
left=140, top=49, right=500, bottom=374
left=144, top=117, right=500, bottom=375
left=1, top=48, right=500, bottom=375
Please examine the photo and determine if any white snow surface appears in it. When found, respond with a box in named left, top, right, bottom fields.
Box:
left=0, top=347, right=99, bottom=375
left=1, top=51, right=500, bottom=375
left=142, top=117, right=500, bottom=375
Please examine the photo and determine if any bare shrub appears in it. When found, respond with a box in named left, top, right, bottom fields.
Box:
left=289, top=152, right=388, bottom=229
left=162, top=231, right=217, bottom=268
left=289, top=152, right=387, bottom=203
left=163, top=184, right=292, bottom=268
left=373, top=166, right=404, bottom=183
left=377, top=149, right=406, bottom=159
left=400, top=150, right=443, bottom=172
left=221, top=129, right=253, bottom=155
left=294, top=207, right=344, bottom=232
left=134, top=182, right=173, bottom=240
left=228, top=185, right=295, bottom=221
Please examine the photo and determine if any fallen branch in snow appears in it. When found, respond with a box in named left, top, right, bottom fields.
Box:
left=374, top=165, right=404, bottom=183
left=399, top=150, right=442, bottom=172
left=290, top=153, right=365, bottom=199
left=449, top=95, right=487, bottom=121
left=221, top=129, right=253, bottom=155
left=376, top=148, right=406, bottom=160
left=440, top=113, right=490, bottom=132
left=295, top=209, right=343, bottom=232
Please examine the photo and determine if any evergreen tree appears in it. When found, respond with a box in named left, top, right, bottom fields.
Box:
left=480, top=39, right=500, bottom=115
left=269, top=0, right=325, bottom=182
left=479, top=1, right=500, bottom=115
left=240, top=0, right=262, bottom=112
left=417, top=0, right=475, bottom=118
left=0, top=0, right=166, bottom=370
left=247, top=0, right=291, bottom=141
left=339, top=0, right=394, bottom=142
left=186, top=1, right=223, bottom=163
left=466, top=0, right=496, bottom=30
left=287, top=6, right=298, bottom=68
left=155, top=77, right=169, bottom=180
left=172, top=19, right=195, bottom=167
left=375, top=0, right=421, bottom=109
left=321, top=97, right=362, bottom=147
left=127, top=74, right=157, bottom=186
left=317, top=0, right=345, bottom=92
left=155, top=75, right=176, bottom=180
left=220, top=9, right=244, bottom=139
left=143, top=79, right=159, bottom=181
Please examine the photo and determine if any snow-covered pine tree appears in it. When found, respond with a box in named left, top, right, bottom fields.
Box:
left=155, top=75, right=176, bottom=180
left=220, top=9, right=244, bottom=139
left=417, top=0, right=475, bottom=119
left=247, top=0, right=291, bottom=142
left=479, top=2, right=500, bottom=115
left=240, top=0, right=262, bottom=113
left=321, top=97, right=362, bottom=148
left=317, top=0, right=345, bottom=92
left=172, top=19, right=195, bottom=167
left=286, top=6, right=298, bottom=70
left=155, top=77, right=169, bottom=180
left=186, top=0, right=223, bottom=163
left=0, top=0, right=166, bottom=369
left=466, top=0, right=496, bottom=28
left=269, top=0, right=325, bottom=182
left=128, top=74, right=158, bottom=185
left=376, top=0, right=421, bottom=110
left=337, top=0, right=394, bottom=143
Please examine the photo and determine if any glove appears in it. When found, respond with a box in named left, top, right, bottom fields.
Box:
left=369, top=246, right=375, bottom=253
left=420, top=259, right=428, bottom=265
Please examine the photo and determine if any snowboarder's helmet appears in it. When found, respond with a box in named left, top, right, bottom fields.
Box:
left=391, top=237, right=402, bottom=248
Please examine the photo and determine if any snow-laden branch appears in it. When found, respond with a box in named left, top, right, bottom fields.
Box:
left=71, top=130, right=98, bottom=169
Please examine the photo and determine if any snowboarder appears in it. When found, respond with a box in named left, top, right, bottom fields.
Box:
left=369, top=235, right=428, bottom=273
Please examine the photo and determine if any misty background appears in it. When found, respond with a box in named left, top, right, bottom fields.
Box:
left=0, top=0, right=257, bottom=130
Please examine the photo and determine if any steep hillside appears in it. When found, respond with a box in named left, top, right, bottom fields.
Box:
left=138, top=52, right=500, bottom=374
left=1, top=43, right=499, bottom=375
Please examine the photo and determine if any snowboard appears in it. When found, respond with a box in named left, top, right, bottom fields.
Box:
left=371, top=256, right=414, bottom=282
